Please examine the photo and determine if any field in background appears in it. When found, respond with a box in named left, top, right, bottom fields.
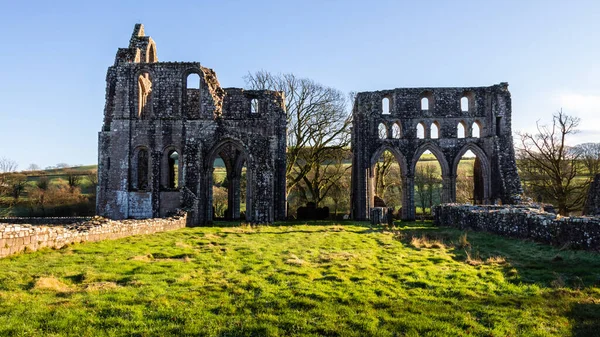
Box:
left=0, top=221, right=598, bottom=336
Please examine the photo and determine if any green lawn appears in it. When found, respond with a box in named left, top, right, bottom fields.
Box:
left=0, top=222, right=599, bottom=336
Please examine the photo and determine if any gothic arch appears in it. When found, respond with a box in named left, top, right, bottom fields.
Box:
left=411, top=142, right=450, bottom=178
left=452, top=143, right=491, bottom=203
left=370, top=144, right=408, bottom=175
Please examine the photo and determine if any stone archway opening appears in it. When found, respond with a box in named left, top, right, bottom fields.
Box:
left=210, top=144, right=248, bottom=221
left=414, top=151, right=443, bottom=216
left=372, top=149, right=403, bottom=215
left=454, top=148, right=488, bottom=205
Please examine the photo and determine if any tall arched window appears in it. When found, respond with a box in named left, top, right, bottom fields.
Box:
left=430, top=122, right=440, bottom=139
left=417, top=123, right=425, bottom=139
left=148, top=44, right=156, bottom=63
left=457, top=122, right=466, bottom=138
left=382, top=97, right=390, bottom=114
left=138, top=72, right=152, bottom=118
left=392, top=122, right=402, bottom=139
left=378, top=123, right=388, bottom=139
left=185, top=73, right=201, bottom=116
left=472, top=121, right=481, bottom=138
left=168, top=150, right=179, bottom=189
left=137, top=149, right=149, bottom=190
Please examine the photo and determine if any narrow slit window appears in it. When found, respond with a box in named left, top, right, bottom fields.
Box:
left=496, top=116, right=502, bottom=136
left=250, top=99, right=259, bottom=114
left=168, top=151, right=179, bottom=189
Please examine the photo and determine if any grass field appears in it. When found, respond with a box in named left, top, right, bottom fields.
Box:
left=0, top=221, right=598, bottom=336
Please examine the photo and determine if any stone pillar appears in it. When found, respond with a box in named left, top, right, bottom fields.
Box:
left=403, top=175, right=415, bottom=221
left=448, top=175, right=457, bottom=203
left=228, top=175, right=241, bottom=220
left=442, top=175, right=453, bottom=203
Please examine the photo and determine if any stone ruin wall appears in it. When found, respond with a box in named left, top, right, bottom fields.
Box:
left=97, top=24, right=287, bottom=225
left=0, top=212, right=188, bottom=259
left=351, top=83, right=523, bottom=221
left=433, top=204, right=600, bottom=251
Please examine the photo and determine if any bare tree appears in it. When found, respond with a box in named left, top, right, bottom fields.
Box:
left=517, top=110, right=588, bottom=215
left=86, top=169, right=99, bottom=192
left=573, top=142, right=600, bottom=176
left=7, top=173, right=28, bottom=201
left=415, top=163, right=442, bottom=215
left=26, top=163, right=41, bottom=171
left=0, top=157, right=18, bottom=173
left=0, top=157, right=19, bottom=197
left=66, top=170, right=83, bottom=192
left=245, top=71, right=351, bottom=206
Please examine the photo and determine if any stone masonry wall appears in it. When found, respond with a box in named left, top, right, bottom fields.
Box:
left=0, top=211, right=188, bottom=259
left=433, top=204, right=600, bottom=251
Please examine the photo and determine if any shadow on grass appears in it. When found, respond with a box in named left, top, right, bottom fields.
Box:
left=570, top=302, right=600, bottom=337
left=391, top=221, right=600, bottom=289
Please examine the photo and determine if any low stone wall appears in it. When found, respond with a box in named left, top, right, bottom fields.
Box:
left=0, top=217, right=93, bottom=225
left=433, top=204, right=600, bottom=251
left=0, top=211, right=188, bottom=258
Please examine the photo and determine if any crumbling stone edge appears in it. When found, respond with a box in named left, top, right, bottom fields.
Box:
left=433, top=204, right=600, bottom=251
left=0, top=210, right=189, bottom=259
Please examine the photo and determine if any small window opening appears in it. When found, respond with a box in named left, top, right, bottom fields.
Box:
left=472, top=122, right=481, bottom=138
left=378, top=123, right=388, bottom=139
left=392, top=123, right=402, bottom=139
left=168, top=151, right=179, bottom=189
left=187, top=73, right=200, bottom=89
left=382, top=97, right=390, bottom=114
left=250, top=99, right=259, bottom=114
left=457, top=122, right=466, bottom=138
left=421, top=97, right=429, bottom=110
left=417, top=123, right=425, bottom=139
left=461, top=97, right=469, bottom=112
left=496, top=116, right=502, bottom=136
left=431, top=122, right=439, bottom=139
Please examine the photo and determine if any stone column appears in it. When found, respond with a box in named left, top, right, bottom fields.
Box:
left=403, top=174, right=415, bottom=221
left=442, top=175, right=455, bottom=203
left=227, top=175, right=241, bottom=220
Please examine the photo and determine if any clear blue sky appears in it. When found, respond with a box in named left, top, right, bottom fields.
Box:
left=1, top=0, right=600, bottom=169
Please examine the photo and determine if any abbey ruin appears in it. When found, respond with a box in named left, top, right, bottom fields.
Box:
left=96, top=24, right=287, bottom=225
left=350, top=85, right=523, bottom=221
left=97, top=25, right=523, bottom=224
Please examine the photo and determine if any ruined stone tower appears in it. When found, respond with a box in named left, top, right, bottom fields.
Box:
left=97, top=24, right=287, bottom=224
left=351, top=84, right=522, bottom=221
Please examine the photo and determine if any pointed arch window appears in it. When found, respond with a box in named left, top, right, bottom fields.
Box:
left=138, top=72, right=152, bottom=118
left=378, top=123, right=388, bottom=139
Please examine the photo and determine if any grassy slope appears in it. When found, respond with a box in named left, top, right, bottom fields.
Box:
left=0, top=221, right=598, bottom=336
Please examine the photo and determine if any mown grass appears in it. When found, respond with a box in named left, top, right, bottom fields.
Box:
left=0, top=221, right=599, bottom=336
